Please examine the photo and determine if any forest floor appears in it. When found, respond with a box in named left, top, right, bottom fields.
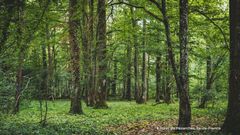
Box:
left=0, top=100, right=226, bottom=135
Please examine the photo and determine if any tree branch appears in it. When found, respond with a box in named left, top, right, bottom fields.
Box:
left=191, top=8, right=229, bottom=50
left=109, top=1, right=163, bottom=22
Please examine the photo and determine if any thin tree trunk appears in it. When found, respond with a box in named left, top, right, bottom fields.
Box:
left=14, top=0, right=24, bottom=114
left=139, top=19, right=147, bottom=104
left=147, top=54, right=150, bottom=100
left=164, top=55, right=171, bottom=104
left=125, top=39, right=132, bottom=101
left=47, top=23, right=53, bottom=100
left=40, top=37, right=48, bottom=126
left=155, top=55, right=162, bottom=103
left=199, top=46, right=212, bottom=108
left=112, top=60, right=117, bottom=97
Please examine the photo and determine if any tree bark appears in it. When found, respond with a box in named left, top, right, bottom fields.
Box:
left=138, top=19, right=147, bottom=104
left=199, top=46, right=212, bottom=108
left=130, top=7, right=140, bottom=102
left=87, top=0, right=96, bottom=107
left=68, top=0, right=83, bottom=114
left=14, top=0, right=24, bottom=114
left=125, top=38, right=132, bottom=101
left=40, top=37, right=48, bottom=126
left=222, top=0, right=240, bottom=133
left=178, top=0, right=191, bottom=127
left=112, top=60, right=117, bottom=97
left=161, top=0, right=182, bottom=94
left=155, top=55, right=162, bottom=103
left=95, top=0, right=108, bottom=108
left=164, top=55, right=171, bottom=104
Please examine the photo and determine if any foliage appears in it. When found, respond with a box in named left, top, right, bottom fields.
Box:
left=0, top=100, right=226, bottom=135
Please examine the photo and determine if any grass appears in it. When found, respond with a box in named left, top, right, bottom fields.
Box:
left=0, top=100, right=227, bottom=135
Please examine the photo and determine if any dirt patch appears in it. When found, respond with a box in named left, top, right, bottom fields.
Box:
left=106, top=117, right=222, bottom=135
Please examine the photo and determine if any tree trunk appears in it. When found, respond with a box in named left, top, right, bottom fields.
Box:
left=155, top=55, right=162, bottom=103
left=14, top=0, right=24, bottom=114
left=161, top=0, right=182, bottom=95
left=147, top=55, right=150, bottom=100
left=139, top=19, right=147, bottom=104
left=47, top=23, right=53, bottom=99
left=87, top=0, right=96, bottom=107
left=68, top=0, right=83, bottom=114
left=130, top=7, right=140, bottom=101
left=222, top=0, right=240, bottom=133
left=178, top=0, right=191, bottom=127
left=40, top=38, right=48, bottom=126
left=81, top=0, right=91, bottom=105
left=164, top=55, right=171, bottom=104
left=125, top=39, right=132, bottom=101
left=112, top=60, right=117, bottom=97
left=95, top=0, right=108, bottom=108
left=199, top=46, right=212, bottom=108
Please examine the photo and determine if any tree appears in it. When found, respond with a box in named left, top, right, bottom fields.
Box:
left=95, top=0, right=108, bottom=108
left=68, top=0, right=83, bottom=114
left=87, top=0, right=96, bottom=107
left=138, top=19, right=148, bottom=104
left=111, top=60, right=117, bottom=97
left=130, top=7, right=140, bottom=101
left=39, top=27, right=48, bottom=126
left=222, top=0, right=240, bottom=133
left=199, top=45, right=212, bottom=108
left=178, top=0, right=191, bottom=127
left=125, top=33, right=132, bottom=101
left=155, top=55, right=162, bottom=102
left=14, top=0, right=25, bottom=114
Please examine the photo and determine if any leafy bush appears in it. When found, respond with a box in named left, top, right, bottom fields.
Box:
left=0, top=69, right=15, bottom=113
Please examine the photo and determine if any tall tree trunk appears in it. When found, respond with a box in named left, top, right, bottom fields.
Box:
left=199, top=46, right=212, bottom=108
left=164, top=55, right=171, bottom=104
left=47, top=23, right=53, bottom=100
left=112, top=60, right=117, bottom=97
left=14, top=0, right=24, bottom=114
left=87, top=0, right=96, bottom=107
left=147, top=55, right=150, bottom=100
left=178, top=0, right=191, bottom=127
left=95, top=0, right=108, bottom=108
left=161, top=0, right=182, bottom=94
left=122, top=73, right=126, bottom=99
left=222, top=0, right=240, bottom=133
left=131, top=8, right=140, bottom=101
left=125, top=39, right=132, bottom=101
left=139, top=19, right=147, bottom=104
left=155, top=55, right=162, bottom=103
left=40, top=37, right=48, bottom=126
left=69, top=0, right=83, bottom=114
left=82, top=0, right=90, bottom=104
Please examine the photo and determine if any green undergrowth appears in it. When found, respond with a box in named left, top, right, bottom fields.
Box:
left=0, top=100, right=226, bottom=135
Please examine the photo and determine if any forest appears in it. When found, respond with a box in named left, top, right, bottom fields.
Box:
left=0, top=0, right=240, bottom=134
